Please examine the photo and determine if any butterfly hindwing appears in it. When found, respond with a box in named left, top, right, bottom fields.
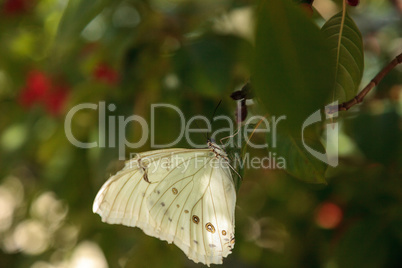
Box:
left=147, top=154, right=235, bottom=265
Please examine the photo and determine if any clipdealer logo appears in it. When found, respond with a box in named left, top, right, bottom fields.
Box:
left=64, top=102, right=338, bottom=168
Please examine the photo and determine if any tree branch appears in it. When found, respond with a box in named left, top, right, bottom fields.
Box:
left=327, top=52, right=402, bottom=114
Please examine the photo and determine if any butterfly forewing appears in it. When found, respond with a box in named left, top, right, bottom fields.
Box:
left=93, top=166, right=155, bottom=228
left=93, top=143, right=236, bottom=266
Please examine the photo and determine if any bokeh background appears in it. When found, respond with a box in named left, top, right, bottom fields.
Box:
left=0, top=0, right=401, bottom=267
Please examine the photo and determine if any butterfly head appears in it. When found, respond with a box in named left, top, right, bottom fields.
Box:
left=208, top=140, right=228, bottom=160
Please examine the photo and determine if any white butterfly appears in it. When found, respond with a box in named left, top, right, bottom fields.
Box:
left=93, top=141, right=236, bottom=266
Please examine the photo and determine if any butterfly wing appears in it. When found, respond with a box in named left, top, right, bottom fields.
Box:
left=93, top=147, right=236, bottom=266
left=147, top=154, right=236, bottom=265
left=93, top=148, right=196, bottom=231
left=92, top=167, right=151, bottom=226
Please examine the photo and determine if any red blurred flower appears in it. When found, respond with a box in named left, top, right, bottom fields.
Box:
left=19, top=71, right=51, bottom=108
left=347, top=0, right=359, bottom=6
left=93, top=63, right=119, bottom=85
left=2, top=0, right=33, bottom=15
left=18, top=70, right=70, bottom=116
left=315, top=202, right=343, bottom=229
left=43, top=84, right=69, bottom=116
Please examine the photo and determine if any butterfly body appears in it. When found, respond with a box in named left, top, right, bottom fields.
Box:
left=93, top=142, right=236, bottom=266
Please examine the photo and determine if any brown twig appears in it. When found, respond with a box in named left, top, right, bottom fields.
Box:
left=327, top=52, right=402, bottom=114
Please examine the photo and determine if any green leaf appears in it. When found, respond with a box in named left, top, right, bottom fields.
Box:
left=174, top=34, right=252, bottom=97
left=269, top=132, right=327, bottom=184
left=254, top=0, right=334, bottom=134
left=53, top=0, right=115, bottom=61
left=321, top=11, right=364, bottom=102
left=345, top=105, right=400, bottom=166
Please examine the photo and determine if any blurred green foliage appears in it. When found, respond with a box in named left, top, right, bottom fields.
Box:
left=0, top=0, right=401, bottom=267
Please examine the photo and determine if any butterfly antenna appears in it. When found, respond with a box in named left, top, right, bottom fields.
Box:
left=208, top=100, right=222, bottom=141
left=193, top=120, right=208, bottom=140
left=212, top=100, right=222, bottom=119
